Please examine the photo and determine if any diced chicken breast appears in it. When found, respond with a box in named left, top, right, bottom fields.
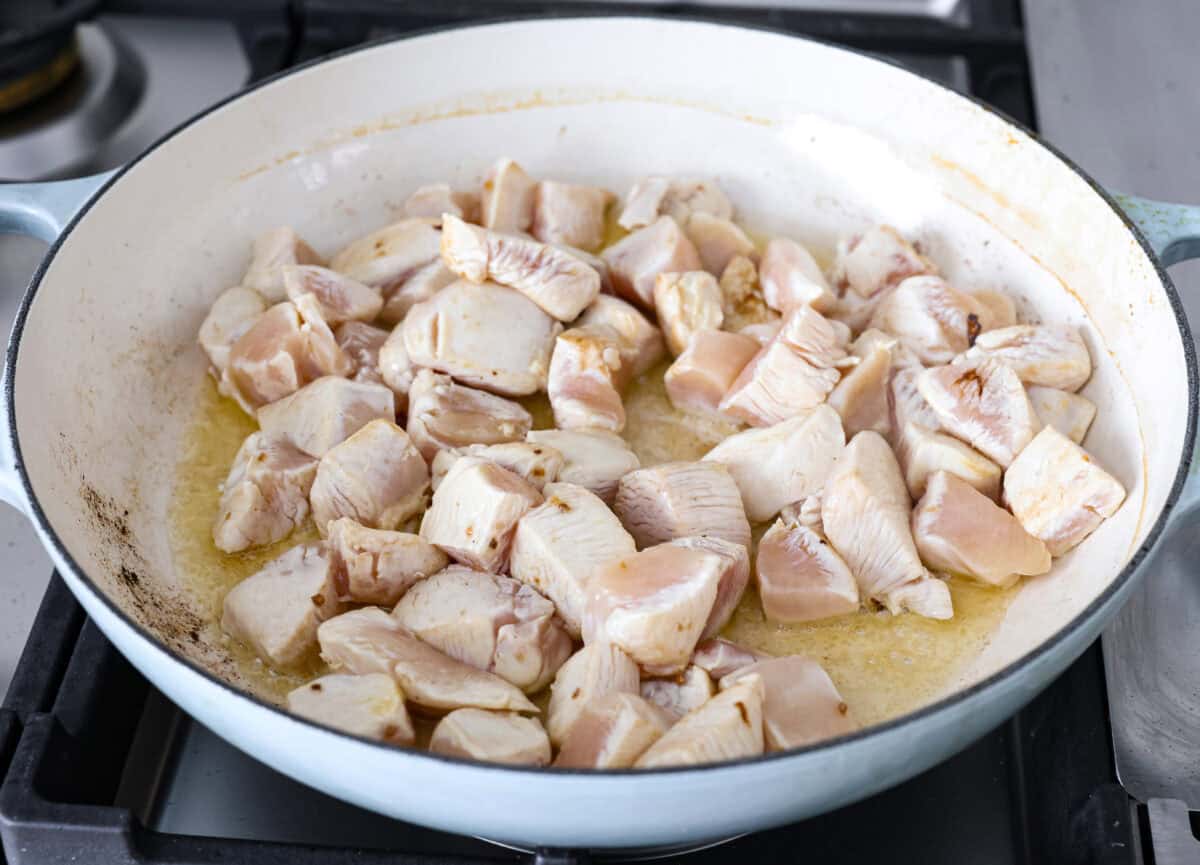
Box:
left=242, top=226, right=325, bottom=302
left=828, top=338, right=892, bottom=439
left=378, top=260, right=458, bottom=328
left=554, top=693, right=670, bottom=769
left=317, top=607, right=537, bottom=712
left=576, top=294, right=665, bottom=384
left=966, top=325, right=1091, bottom=392
left=526, top=429, right=640, bottom=504
left=547, top=325, right=626, bottom=432
left=641, top=665, right=715, bottom=722
left=756, top=517, right=860, bottom=623
left=326, top=517, right=448, bottom=605
left=547, top=644, right=640, bottom=745
left=889, top=365, right=942, bottom=448
left=1027, top=385, right=1097, bottom=443
left=1003, top=426, right=1126, bottom=556
left=603, top=216, right=703, bottom=309
left=685, top=213, right=756, bottom=276
left=759, top=238, right=837, bottom=314
left=282, top=265, right=382, bottom=325
left=721, top=656, right=854, bottom=750
left=481, top=157, right=536, bottom=233
left=618, top=177, right=733, bottom=231
left=432, top=442, right=563, bottom=493
left=913, top=471, right=1051, bottom=587
left=531, top=181, right=615, bottom=252
left=634, top=675, right=765, bottom=768
left=671, top=536, right=752, bottom=639
left=406, top=370, right=533, bottom=461
left=335, top=321, right=389, bottom=385
left=821, top=431, right=953, bottom=619
left=719, top=255, right=775, bottom=331
left=221, top=544, right=340, bottom=667
left=918, top=356, right=1042, bottom=468
left=287, top=673, right=414, bottom=744
left=692, top=638, right=766, bottom=681
left=441, top=215, right=600, bottom=321
left=309, top=419, right=430, bottom=534
left=869, top=275, right=990, bottom=365
left=403, top=183, right=479, bottom=223
left=376, top=326, right=415, bottom=413
left=329, top=218, right=442, bottom=293
left=430, top=709, right=550, bottom=765
left=420, top=457, right=542, bottom=573
left=212, top=432, right=317, bottom=553
left=664, top=330, right=760, bottom=417
left=653, top=271, right=724, bottom=356
left=971, top=289, right=1017, bottom=330
left=614, top=461, right=751, bottom=550
left=199, top=286, right=266, bottom=376
left=833, top=225, right=936, bottom=299
left=403, top=279, right=559, bottom=396
left=899, top=422, right=1002, bottom=501
left=256, top=376, right=395, bottom=458
left=394, top=565, right=571, bottom=692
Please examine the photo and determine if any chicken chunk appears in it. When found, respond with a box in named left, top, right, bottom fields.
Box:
left=719, top=254, right=775, bottom=331
left=287, top=673, right=414, bottom=744
left=634, top=675, right=765, bottom=768
left=692, top=638, right=765, bottom=681
left=430, top=709, right=550, bottom=765
left=671, top=536, right=752, bottom=640
left=481, top=157, right=536, bottom=233
left=281, top=265, right=383, bottom=325
left=309, top=419, right=430, bottom=534
left=704, top=404, right=844, bottom=522
left=420, top=457, right=542, bottom=573
left=212, top=432, right=317, bottom=553
left=685, top=213, right=756, bottom=276
left=618, top=177, right=733, bottom=231
left=576, top=294, right=665, bottom=384
left=913, top=471, right=1051, bottom=587
left=525, top=429, right=640, bottom=504
left=756, top=517, right=860, bottom=623
left=888, top=364, right=943, bottom=446
left=1003, top=426, right=1126, bottom=556
left=403, top=279, right=559, bottom=396
left=326, top=517, right=448, bottom=606
left=242, top=226, right=325, bottom=302
left=641, top=665, right=715, bottom=722
left=869, top=275, right=990, bottom=365
left=899, top=422, right=1002, bottom=501
left=965, top=325, right=1092, bottom=392
left=406, top=370, right=533, bottom=461
left=547, top=325, right=626, bottom=432
left=378, top=260, right=458, bottom=328
left=329, top=218, right=441, bottom=294
left=602, top=216, right=702, bottom=309
left=394, top=565, right=571, bottom=693
left=432, top=442, right=563, bottom=492
left=199, top=286, right=266, bottom=377
left=221, top=544, right=340, bottom=667
left=828, top=336, right=893, bottom=439
left=664, top=330, right=760, bottom=417
left=403, top=183, right=479, bottom=223
left=531, top=181, right=614, bottom=252
left=546, top=643, right=640, bottom=746
left=441, top=215, right=600, bottom=321
left=256, top=376, right=395, bottom=458
left=759, top=237, right=837, bottom=314
left=1027, top=385, right=1097, bottom=444
left=721, top=656, right=854, bottom=750
left=833, top=225, right=936, bottom=299
left=917, top=356, right=1042, bottom=467
left=821, top=432, right=952, bottom=619
left=971, top=289, right=1017, bottom=330
left=653, top=271, right=724, bottom=356
left=614, top=461, right=751, bottom=549
left=335, top=321, right=389, bottom=385
left=554, top=693, right=670, bottom=769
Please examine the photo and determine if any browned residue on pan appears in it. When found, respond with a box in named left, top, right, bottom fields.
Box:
left=930, top=154, right=1044, bottom=232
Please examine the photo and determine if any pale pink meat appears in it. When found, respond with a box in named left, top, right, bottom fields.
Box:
left=664, top=330, right=760, bottom=417
left=547, top=325, right=627, bottom=432
left=756, top=516, right=860, bottom=623
left=531, top=180, right=615, bottom=252
left=617, top=177, right=733, bottom=231
left=256, top=376, right=395, bottom=457
left=405, top=370, right=533, bottom=461
left=869, top=275, right=990, bottom=365
left=832, top=225, right=936, bottom=299
left=328, top=218, right=441, bottom=294
left=287, top=673, right=414, bottom=744
left=334, top=321, right=389, bottom=385
left=759, top=237, right=837, bottom=313
left=525, top=429, right=640, bottom=505
left=326, top=517, right=448, bottom=605
left=602, top=216, right=702, bottom=309
left=242, top=226, right=325, bottom=302
left=377, top=260, right=458, bottom=327
left=212, top=432, right=317, bottom=553
left=685, top=213, right=756, bottom=276
left=554, top=693, right=669, bottom=768
left=403, top=183, right=480, bottom=224
left=653, top=271, right=724, bottom=356
left=614, top=461, right=751, bottom=550
left=575, top=294, right=665, bottom=385
left=721, top=656, right=855, bottom=750
left=965, top=324, right=1092, bottom=392
left=282, top=265, right=383, bottom=325
left=691, top=638, right=766, bottom=681
left=481, top=158, right=536, bottom=233
left=634, top=676, right=765, bottom=768
left=641, top=665, right=714, bottom=721
left=670, top=536, right=751, bottom=640
left=429, top=709, right=550, bottom=765
left=546, top=644, right=640, bottom=745
left=431, top=442, right=563, bottom=493
left=199, top=286, right=266, bottom=378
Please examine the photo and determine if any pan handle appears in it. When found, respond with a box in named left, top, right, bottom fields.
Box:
left=1115, top=194, right=1200, bottom=266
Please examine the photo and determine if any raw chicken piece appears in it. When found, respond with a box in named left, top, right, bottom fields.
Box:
left=719, top=255, right=775, bottom=331
left=221, top=544, right=340, bottom=667
left=740, top=322, right=782, bottom=345
left=256, top=376, right=395, bottom=457
left=833, top=225, right=936, bottom=299
left=547, top=644, right=640, bottom=745
left=326, top=517, right=448, bottom=605
left=641, top=665, right=714, bottom=722
left=429, top=709, right=550, bottom=765
left=547, top=325, right=626, bottom=432
left=634, top=675, right=765, bottom=768
left=614, top=461, right=751, bottom=549
left=554, top=693, right=670, bottom=769
left=918, top=356, right=1042, bottom=467
left=721, top=656, right=854, bottom=750
left=525, top=429, right=640, bottom=504
left=377, top=326, right=415, bottom=409
left=576, top=294, right=665, bottom=384
left=394, top=565, right=571, bottom=692
left=282, top=265, right=383, bottom=325
left=759, top=237, right=837, bottom=314
left=335, top=321, right=389, bottom=385
left=664, top=330, right=760, bottom=417
left=552, top=242, right=616, bottom=294
left=309, top=419, right=430, bottom=534
left=671, top=536, right=752, bottom=639
left=971, top=289, right=1017, bottom=330
left=618, top=177, right=733, bottom=231
left=756, top=517, right=860, bottom=623
left=889, top=365, right=942, bottom=446
left=403, top=183, right=479, bottom=223
left=966, top=324, right=1092, bottom=392
left=828, top=334, right=893, bottom=438
left=899, top=422, right=1002, bottom=501
left=420, top=457, right=542, bottom=573
left=441, top=215, right=600, bottom=321
left=602, top=216, right=702, bottom=309
left=653, top=271, right=724, bottom=356
left=329, top=218, right=441, bottom=293
left=212, top=432, right=316, bottom=553
left=913, top=471, right=1051, bottom=587
left=1027, top=385, right=1097, bottom=443
left=317, top=607, right=537, bottom=712
left=481, top=157, right=536, bottom=233
left=1003, top=426, right=1126, bottom=556
left=821, top=431, right=953, bottom=619
left=432, top=442, right=563, bottom=492
left=287, top=673, right=414, bottom=744
left=510, top=481, right=636, bottom=636
left=403, top=279, right=559, bottom=396
left=242, top=226, right=325, bottom=302
left=869, top=275, right=990, bottom=365
left=406, top=370, right=533, bottom=461
left=685, top=213, right=756, bottom=276
left=378, top=260, right=458, bottom=327
left=199, top=286, right=266, bottom=376
left=531, top=181, right=615, bottom=252
left=692, top=638, right=765, bottom=681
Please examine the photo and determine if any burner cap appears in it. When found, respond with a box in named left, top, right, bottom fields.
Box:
left=0, top=0, right=100, bottom=112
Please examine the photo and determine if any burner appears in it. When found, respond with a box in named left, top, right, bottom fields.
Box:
left=0, top=0, right=99, bottom=112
